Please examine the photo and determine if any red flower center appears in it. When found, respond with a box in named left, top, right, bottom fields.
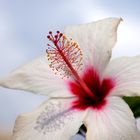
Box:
left=47, top=31, right=115, bottom=110
left=68, top=67, right=115, bottom=110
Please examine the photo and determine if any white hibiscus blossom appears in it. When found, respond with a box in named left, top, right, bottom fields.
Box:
left=0, top=18, right=140, bottom=140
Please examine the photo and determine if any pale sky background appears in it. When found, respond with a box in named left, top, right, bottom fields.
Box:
left=0, top=0, right=140, bottom=139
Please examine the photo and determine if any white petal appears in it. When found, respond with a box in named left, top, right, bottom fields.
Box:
left=12, top=98, right=86, bottom=140
left=84, top=97, right=139, bottom=140
left=64, top=18, right=122, bottom=76
left=104, top=56, right=140, bottom=96
left=0, top=56, right=70, bottom=97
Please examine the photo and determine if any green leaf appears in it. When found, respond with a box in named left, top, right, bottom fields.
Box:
left=123, top=96, right=140, bottom=118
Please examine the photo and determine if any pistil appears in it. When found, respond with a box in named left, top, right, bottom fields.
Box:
left=46, top=31, right=98, bottom=101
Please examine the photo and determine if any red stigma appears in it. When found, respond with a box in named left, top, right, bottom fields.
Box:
left=55, top=35, right=58, bottom=39
left=49, top=31, right=52, bottom=34
left=47, top=31, right=63, bottom=44
left=47, top=35, right=50, bottom=39
left=60, top=33, right=63, bottom=37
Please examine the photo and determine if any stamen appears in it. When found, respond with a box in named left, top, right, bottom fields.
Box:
left=46, top=31, right=83, bottom=79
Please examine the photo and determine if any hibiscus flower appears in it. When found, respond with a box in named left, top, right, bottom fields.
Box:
left=0, top=17, right=140, bottom=140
